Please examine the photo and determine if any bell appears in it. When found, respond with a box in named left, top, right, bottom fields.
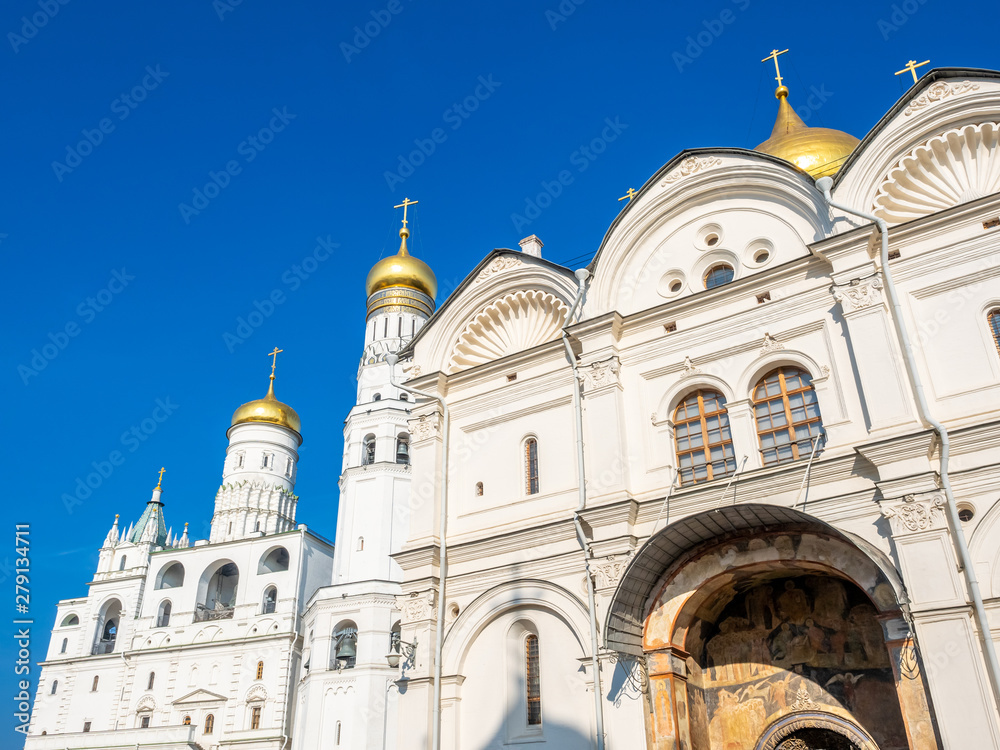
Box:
left=337, top=636, right=357, bottom=660
left=396, top=441, right=409, bottom=463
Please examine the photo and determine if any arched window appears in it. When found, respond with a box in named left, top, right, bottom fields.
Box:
left=147, top=672, right=155, bottom=690
left=362, top=434, right=376, bottom=466
left=336, top=720, right=342, bottom=745
left=60, top=638, right=68, bottom=654
left=258, top=547, right=290, bottom=573
left=250, top=705, right=262, bottom=730
left=262, top=586, right=277, bottom=614
left=157, top=601, right=171, bottom=628
left=395, top=433, right=410, bottom=464
left=50, top=680, right=58, bottom=695
left=753, top=367, right=824, bottom=466
left=255, top=661, right=264, bottom=680
left=332, top=620, right=358, bottom=670
left=94, top=598, right=121, bottom=654
left=673, top=390, right=736, bottom=485
left=475, top=481, right=484, bottom=497
left=399, top=393, right=408, bottom=402
left=373, top=393, right=381, bottom=402
left=524, top=438, right=539, bottom=495
left=183, top=715, right=191, bottom=726
left=91, top=676, right=99, bottom=692
left=525, top=634, right=541, bottom=725
left=356, top=537, right=364, bottom=551
left=61, top=614, right=79, bottom=627
left=119, top=556, right=127, bottom=571
left=704, top=263, right=735, bottom=289
left=989, top=309, right=1000, bottom=356
left=156, top=562, right=185, bottom=589
left=204, top=714, right=215, bottom=734
left=198, top=561, right=239, bottom=620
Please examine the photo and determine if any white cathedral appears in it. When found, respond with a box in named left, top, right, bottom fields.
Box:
left=24, top=65, right=1000, bottom=750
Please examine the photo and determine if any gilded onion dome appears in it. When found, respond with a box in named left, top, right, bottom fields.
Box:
left=231, top=374, right=301, bottom=438
left=755, top=85, right=860, bottom=178
left=365, top=226, right=438, bottom=299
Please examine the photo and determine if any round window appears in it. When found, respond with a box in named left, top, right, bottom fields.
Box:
left=704, top=264, right=735, bottom=289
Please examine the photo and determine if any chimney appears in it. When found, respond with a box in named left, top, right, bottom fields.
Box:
left=518, top=235, right=543, bottom=258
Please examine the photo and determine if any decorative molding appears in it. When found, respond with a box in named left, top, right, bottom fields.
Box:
left=830, top=276, right=884, bottom=314
left=881, top=493, right=948, bottom=535
left=447, top=290, right=569, bottom=373
left=396, top=591, right=435, bottom=624
left=790, top=685, right=818, bottom=710
left=245, top=684, right=268, bottom=703
left=759, top=332, right=786, bottom=357
left=476, top=255, right=523, bottom=282
left=903, top=81, right=980, bottom=116
left=135, top=695, right=157, bottom=712
left=873, top=122, right=1000, bottom=224
left=578, top=357, right=621, bottom=392
left=407, top=413, right=441, bottom=443
left=591, top=554, right=632, bottom=590
left=661, top=155, right=722, bottom=185
left=679, top=356, right=702, bottom=379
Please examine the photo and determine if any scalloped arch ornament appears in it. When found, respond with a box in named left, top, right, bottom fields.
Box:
left=446, top=290, right=569, bottom=373
left=873, top=122, right=1000, bottom=224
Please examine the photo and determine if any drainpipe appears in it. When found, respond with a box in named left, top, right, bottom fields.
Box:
left=385, top=353, right=449, bottom=750
left=816, top=176, right=1000, bottom=716
left=560, top=268, right=607, bottom=750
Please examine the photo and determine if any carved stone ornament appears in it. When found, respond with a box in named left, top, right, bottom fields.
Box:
left=790, top=685, right=817, bottom=710
left=578, top=357, right=621, bottom=391
left=401, top=362, right=422, bottom=380
left=397, top=591, right=435, bottom=623
left=903, top=81, right=980, bottom=116
left=447, top=290, right=569, bottom=373
left=590, top=554, right=632, bottom=589
left=476, top=255, right=523, bottom=282
left=245, top=684, right=268, bottom=703
left=873, top=122, right=1000, bottom=224
left=760, top=333, right=786, bottom=357
left=881, top=493, right=948, bottom=534
left=135, top=695, right=157, bottom=712
left=662, top=155, right=722, bottom=185
left=679, top=356, right=702, bottom=379
left=650, top=411, right=658, bottom=425
left=408, top=413, right=441, bottom=443
left=831, top=276, right=884, bottom=314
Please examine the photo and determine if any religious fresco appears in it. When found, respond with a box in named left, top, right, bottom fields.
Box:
left=683, top=574, right=909, bottom=750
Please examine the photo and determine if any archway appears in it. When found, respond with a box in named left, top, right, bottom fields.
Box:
left=604, top=505, right=939, bottom=750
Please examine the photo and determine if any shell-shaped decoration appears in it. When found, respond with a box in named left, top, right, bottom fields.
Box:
left=873, top=122, right=1000, bottom=224
left=447, top=290, right=569, bottom=373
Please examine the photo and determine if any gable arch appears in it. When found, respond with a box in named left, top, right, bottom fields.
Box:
left=442, top=579, right=590, bottom=676
left=736, top=348, right=826, bottom=398
left=657, top=374, right=737, bottom=419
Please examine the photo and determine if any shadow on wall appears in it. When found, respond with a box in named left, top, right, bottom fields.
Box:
left=473, top=707, right=597, bottom=750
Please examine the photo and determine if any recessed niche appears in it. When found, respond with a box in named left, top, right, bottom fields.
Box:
left=657, top=270, right=687, bottom=298
left=745, top=239, right=775, bottom=268
left=696, top=223, right=724, bottom=250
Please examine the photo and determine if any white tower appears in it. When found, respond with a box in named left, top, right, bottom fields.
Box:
left=210, top=348, right=302, bottom=543
left=292, top=200, right=436, bottom=750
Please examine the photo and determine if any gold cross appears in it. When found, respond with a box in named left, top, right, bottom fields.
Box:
left=895, top=59, right=930, bottom=83
left=267, top=347, right=283, bottom=377
left=156, top=467, right=166, bottom=489
left=618, top=188, right=637, bottom=203
left=761, top=48, right=789, bottom=88
left=393, top=197, right=419, bottom=227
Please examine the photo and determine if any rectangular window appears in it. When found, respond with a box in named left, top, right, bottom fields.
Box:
left=83, top=722, right=91, bottom=733
left=235, top=451, right=244, bottom=469
left=250, top=705, right=262, bottom=730
left=525, top=634, right=541, bottom=725
left=140, top=716, right=150, bottom=728
left=285, top=457, right=293, bottom=478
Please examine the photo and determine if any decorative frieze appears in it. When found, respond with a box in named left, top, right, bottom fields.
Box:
left=903, top=81, right=980, bottom=117
left=590, top=554, right=632, bottom=590
left=397, top=591, right=435, bottom=623
left=662, top=155, right=722, bottom=185
left=408, top=413, right=442, bottom=443
left=578, top=357, right=621, bottom=392
left=476, top=255, right=523, bottom=282
left=831, top=276, right=884, bottom=314
left=881, top=493, right=948, bottom=535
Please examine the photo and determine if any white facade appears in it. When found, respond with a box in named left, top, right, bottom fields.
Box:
left=26, top=67, right=1000, bottom=750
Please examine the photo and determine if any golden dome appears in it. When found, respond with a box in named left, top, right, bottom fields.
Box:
left=755, top=86, right=860, bottom=178
left=365, top=227, right=437, bottom=299
left=231, top=376, right=301, bottom=438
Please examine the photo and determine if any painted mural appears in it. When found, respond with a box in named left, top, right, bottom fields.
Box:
left=684, top=574, right=908, bottom=750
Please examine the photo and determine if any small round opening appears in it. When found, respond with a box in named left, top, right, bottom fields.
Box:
left=754, top=250, right=770, bottom=264
left=704, top=264, right=735, bottom=290
left=670, top=280, right=683, bottom=293
left=705, top=234, right=719, bottom=247
left=959, top=507, right=975, bottom=523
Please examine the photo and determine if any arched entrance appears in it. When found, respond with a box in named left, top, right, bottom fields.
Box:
left=605, top=505, right=940, bottom=750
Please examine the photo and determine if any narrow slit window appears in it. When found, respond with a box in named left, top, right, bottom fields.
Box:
left=255, top=661, right=264, bottom=680
left=524, top=439, right=539, bottom=495
left=526, top=634, right=541, bottom=726
left=989, top=309, right=1000, bottom=357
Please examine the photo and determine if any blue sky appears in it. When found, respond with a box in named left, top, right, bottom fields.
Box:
left=1, top=0, right=996, bottom=722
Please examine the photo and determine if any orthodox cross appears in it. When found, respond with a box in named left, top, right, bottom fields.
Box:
left=156, top=467, right=166, bottom=489
left=268, top=347, right=283, bottom=377
left=618, top=188, right=638, bottom=203
left=895, top=59, right=930, bottom=84
left=761, top=48, right=789, bottom=87
left=394, top=197, right=419, bottom=227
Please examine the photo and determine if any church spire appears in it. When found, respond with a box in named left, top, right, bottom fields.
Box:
left=128, top=468, right=168, bottom=547
left=103, top=514, right=120, bottom=548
